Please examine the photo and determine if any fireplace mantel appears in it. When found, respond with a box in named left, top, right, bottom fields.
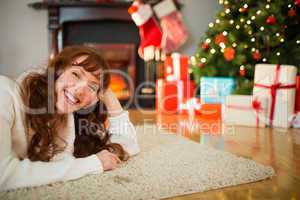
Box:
left=28, top=1, right=132, bottom=58
left=28, top=1, right=132, bottom=9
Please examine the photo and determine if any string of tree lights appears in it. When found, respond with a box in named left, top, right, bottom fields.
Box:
left=191, top=0, right=300, bottom=94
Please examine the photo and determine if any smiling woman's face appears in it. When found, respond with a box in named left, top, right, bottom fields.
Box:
left=55, top=55, right=101, bottom=114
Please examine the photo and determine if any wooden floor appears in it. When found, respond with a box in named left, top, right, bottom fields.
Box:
left=128, top=109, right=300, bottom=200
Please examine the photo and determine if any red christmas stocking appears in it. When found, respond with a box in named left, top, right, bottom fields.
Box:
left=128, top=1, right=163, bottom=59
left=153, top=0, right=188, bottom=53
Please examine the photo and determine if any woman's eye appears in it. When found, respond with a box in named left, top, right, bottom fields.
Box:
left=72, top=62, right=79, bottom=66
left=72, top=72, right=80, bottom=78
left=88, top=84, right=98, bottom=92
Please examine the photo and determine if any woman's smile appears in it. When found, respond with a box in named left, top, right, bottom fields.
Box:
left=64, top=89, right=80, bottom=105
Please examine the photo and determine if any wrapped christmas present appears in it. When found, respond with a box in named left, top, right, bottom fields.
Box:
left=224, top=95, right=269, bottom=127
left=156, top=79, right=196, bottom=114
left=200, top=77, right=235, bottom=104
left=164, top=53, right=189, bottom=82
left=295, top=76, right=300, bottom=112
left=253, top=64, right=297, bottom=128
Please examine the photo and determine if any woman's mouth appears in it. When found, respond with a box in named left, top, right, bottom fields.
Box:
left=64, top=89, right=80, bottom=105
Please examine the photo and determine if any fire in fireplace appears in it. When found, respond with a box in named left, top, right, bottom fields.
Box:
left=86, top=43, right=136, bottom=103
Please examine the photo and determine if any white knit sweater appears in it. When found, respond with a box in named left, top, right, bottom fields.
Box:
left=0, top=75, right=140, bottom=191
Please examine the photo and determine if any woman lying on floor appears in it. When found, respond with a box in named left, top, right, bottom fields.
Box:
left=0, top=46, right=140, bottom=191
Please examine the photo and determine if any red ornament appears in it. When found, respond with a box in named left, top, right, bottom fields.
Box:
left=198, top=63, right=205, bottom=68
left=201, top=42, right=209, bottom=50
left=281, top=25, right=288, bottom=30
left=239, top=7, right=248, bottom=13
left=252, top=50, right=261, bottom=61
left=215, top=34, right=227, bottom=45
left=266, top=15, right=277, bottom=25
left=239, top=66, right=246, bottom=76
left=295, top=0, right=300, bottom=6
left=288, top=8, right=297, bottom=17
left=224, top=47, right=235, bottom=61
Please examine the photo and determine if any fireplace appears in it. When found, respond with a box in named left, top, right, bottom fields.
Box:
left=29, top=1, right=155, bottom=108
left=86, top=43, right=136, bottom=103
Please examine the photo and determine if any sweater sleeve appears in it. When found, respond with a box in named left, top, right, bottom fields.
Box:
left=0, top=89, right=103, bottom=191
left=107, top=110, right=140, bottom=157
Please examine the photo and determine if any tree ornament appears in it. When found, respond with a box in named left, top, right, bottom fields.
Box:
left=224, top=47, right=235, bottom=61
left=288, top=8, right=297, bottom=17
left=252, top=50, right=261, bottom=61
left=239, top=7, right=248, bottom=13
left=215, top=33, right=227, bottom=45
left=198, top=63, right=205, bottom=68
left=295, top=0, right=300, bottom=7
left=281, top=25, right=288, bottom=30
left=266, top=15, right=277, bottom=25
left=239, top=65, right=246, bottom=76
left=201, top=42, right=210, bottom=50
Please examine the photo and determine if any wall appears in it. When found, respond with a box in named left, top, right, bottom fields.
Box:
left=0, top=0, right=48, bottom=78
left=180, top=0, right=220, bottom=55
left=0, top=0, right=220, bottom=78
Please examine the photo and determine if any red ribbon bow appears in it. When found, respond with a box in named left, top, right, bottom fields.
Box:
left=252, top=99, right=262, bottom=126
left=252, top=99, right=262, bottom=110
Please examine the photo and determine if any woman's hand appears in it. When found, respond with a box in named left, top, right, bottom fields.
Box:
left=98, top=88, right=124, bottom=117
left=96, top=149, right=122, bottom=171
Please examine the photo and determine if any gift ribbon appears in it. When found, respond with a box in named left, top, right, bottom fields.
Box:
left=226, top=99, right=263, bottom=127
left=254, top=64, right=296, bottom=127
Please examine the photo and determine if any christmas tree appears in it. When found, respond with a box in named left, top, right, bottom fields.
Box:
left=191, top=0, right=300, bottom=94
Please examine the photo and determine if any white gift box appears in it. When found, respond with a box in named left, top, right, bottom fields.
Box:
left=253, top=64, right=297, bottom=128
left=224, top=95, right=269, bottom=127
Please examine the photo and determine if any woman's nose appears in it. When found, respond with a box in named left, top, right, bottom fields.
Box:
left=72, top=80, right=88, bottom=97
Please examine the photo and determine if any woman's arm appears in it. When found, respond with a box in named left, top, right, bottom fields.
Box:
left=100, top=88, right=124, bottom=117
left=0, top=88, right=102, bottom=191
left=100, top=89, right=140, bottom=157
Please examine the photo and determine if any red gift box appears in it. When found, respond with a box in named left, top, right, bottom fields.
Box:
left=156, top=79, right=196, bottom=114
left=164, top=53, right=189, bottom=81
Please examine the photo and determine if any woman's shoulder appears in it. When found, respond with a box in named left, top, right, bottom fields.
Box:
left=0, top=76, right=20, bottom=120
left=0, top=75, right=19, bottom=93
left=0, top=66, right=47, bottom=94
left=0, top=75, right=23, bottom=109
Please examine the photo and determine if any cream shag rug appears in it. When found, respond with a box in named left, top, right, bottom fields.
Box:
left=1, top=124, right=275, bottom=200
